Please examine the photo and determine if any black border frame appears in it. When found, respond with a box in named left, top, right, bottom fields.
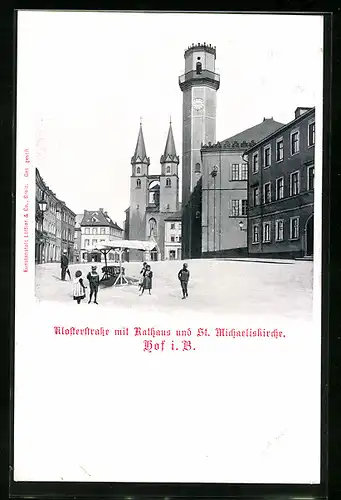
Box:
left=6, top=8, right=333, bottom=500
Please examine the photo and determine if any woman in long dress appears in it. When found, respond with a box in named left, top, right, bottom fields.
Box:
left=140, top=265, right=153, bottom=296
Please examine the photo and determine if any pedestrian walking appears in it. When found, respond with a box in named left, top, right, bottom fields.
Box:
left=61, top=250, right=71, bottom=281
left=87, top=265, right=100, bottom=304
left=138, top=261, right=147, bottom=292
left=140, top=265, right=153, bottom=296
left=178, top=263, right=190, bottom=299
left=73, top=270, right=87, bottom=304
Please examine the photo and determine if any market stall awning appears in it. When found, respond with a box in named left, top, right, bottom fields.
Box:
left=87, top=239, right=157, bottom=253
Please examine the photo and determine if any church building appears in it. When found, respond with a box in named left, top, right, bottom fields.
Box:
left=124, top=121, right=181, bottom=261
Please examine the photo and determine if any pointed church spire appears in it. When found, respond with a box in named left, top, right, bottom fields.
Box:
left=131, top=121, right=150, bottom=165
left=161, top=121, right=179, bottom=163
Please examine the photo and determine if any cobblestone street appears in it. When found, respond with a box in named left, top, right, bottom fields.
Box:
left=35, top=258, right=314, bottom=320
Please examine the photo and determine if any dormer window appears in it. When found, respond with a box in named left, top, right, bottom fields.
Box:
left=166, top=178, right=171, bottom=187
left=136, top=166, right=141, bottom=175
left=136, top=178, right=141, bottom=188
left=91, top=216, right=99, bottom=223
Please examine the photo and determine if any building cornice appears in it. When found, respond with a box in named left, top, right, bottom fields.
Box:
left=201, top=140, right=256, bottom=152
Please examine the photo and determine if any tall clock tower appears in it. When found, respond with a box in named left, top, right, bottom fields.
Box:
left=179, top=43, right=220, bottom=206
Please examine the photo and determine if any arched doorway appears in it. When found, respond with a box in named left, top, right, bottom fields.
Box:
left=305, top=215, right=314, bottom=257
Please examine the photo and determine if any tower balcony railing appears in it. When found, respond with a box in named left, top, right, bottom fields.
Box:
left=179, top=69, right=220, bottom=86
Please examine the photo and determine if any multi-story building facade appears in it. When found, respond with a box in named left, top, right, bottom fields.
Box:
left=35, top=169, right=76, bottom=264
left=60, top=201, right=76, bottom=262
left=125, top=121, right=181, bottom=261
left=74, top=214, right=83, bottom=263
left=245, top=107, right=315, bottom=258
left=164, top=211, right=182, bottom=260
left=80, top=208, right=123, bottom=263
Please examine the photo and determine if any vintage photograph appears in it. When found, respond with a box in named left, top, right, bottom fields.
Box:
left=32, top=12, right=320, bottom=321
left=15, top=10, right=323, bottom=484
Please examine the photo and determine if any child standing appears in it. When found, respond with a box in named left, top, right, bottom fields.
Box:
left=73, top=270, right=87, bottom=304
left=87, top=265, right=100, bottom=304
left=178, top=263, right=190, bottom=299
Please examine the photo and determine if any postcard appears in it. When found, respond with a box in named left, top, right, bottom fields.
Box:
left=14, top=10, right=324, bottom=484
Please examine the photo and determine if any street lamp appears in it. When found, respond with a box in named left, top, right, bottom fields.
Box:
left=38, top=192, right=48, bottom=263
left=38, top=196, right=48, bottom=215
left=239, top=220, right=247, bottom=232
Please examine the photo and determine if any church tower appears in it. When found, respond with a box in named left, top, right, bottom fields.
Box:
left=160, top=120, right=179, bottom=213
left=179, top=42, right=220, bottom=206
left=129, top=122, right=150, bottom=242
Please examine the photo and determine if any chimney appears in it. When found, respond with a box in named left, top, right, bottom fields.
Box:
left=295, top=107, right=312, bottom=119
left=99, top=207, right=104, bottom=212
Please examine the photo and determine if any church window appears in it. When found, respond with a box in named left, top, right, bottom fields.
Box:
left=136, top=178, right=141, bottom=188
left=196, top=61, right=202, bottom=74
left=149, top=218, right=157, bottom=238
left=195, top=162, right=201, bottom=173
left=166, top=166, right=171, bottom=174
left=136, top=166, right=141, bottom=174
left=166, top=178, right=171, bottom=187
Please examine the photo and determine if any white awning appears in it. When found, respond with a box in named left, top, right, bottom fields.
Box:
left=86, top=239, right=157, bottom=253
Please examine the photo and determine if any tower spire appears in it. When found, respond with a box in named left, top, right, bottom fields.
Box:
left=161, top=121, right=178, bottom=163
left=131, top=121, right=149, bottom=165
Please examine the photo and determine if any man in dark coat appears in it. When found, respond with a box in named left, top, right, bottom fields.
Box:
left=87, top=265, right=100, bottom=304
left=61, top=250, right=71, bottom=281
left=178, top=263, right=190, bottom=299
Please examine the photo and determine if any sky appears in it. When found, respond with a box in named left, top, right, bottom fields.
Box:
left=17, top=11, right=324, bottom=227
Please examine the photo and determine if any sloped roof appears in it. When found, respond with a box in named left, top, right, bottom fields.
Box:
left=81, top=209, right=123, bottom=231
left=160, top=122, right=179, bottom=163
left=221, top=118, right=285, bottom=146
left=165, top=210, right=183, bottom=222
left=131, top=123, right=149, bottom=164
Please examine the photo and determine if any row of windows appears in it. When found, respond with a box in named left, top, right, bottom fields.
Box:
left=252, top=217, right=300, bottom=244
left=36, top=221, right=73, bottom=241
left=36, top=188, right=74, bottom=225
left=136, top=178, right=172, bottom=188
left=83, top=238, right=107, bottom=247
left=84, top=227, right=110, bottom=235
left=82, top=227, right=121, bottom=236
left=136, top=203, right=172, bottom=211
left=251, top=121, right=315, bottom=173
left=251, top=166, right=314, bottom=206
left=136, top=166, right=174, bottom=175
left=170, top=235, right=181, bottom=243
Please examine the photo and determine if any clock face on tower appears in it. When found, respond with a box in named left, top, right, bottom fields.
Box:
left=192, top=97, right=204, bottom=111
